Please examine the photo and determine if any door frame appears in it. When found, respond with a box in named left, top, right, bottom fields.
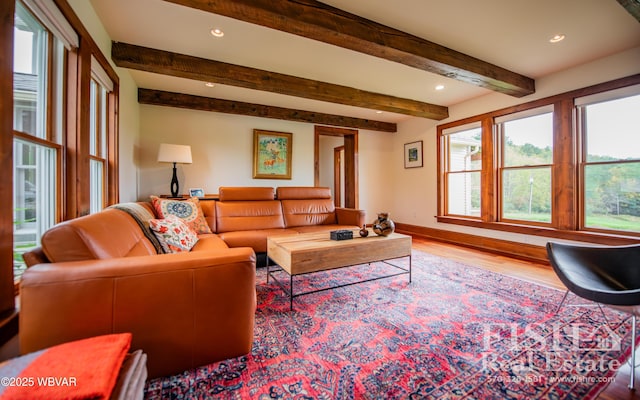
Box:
left=333, top=145, right=344, bottom=207
left=314, top=126, right=358, bottom=208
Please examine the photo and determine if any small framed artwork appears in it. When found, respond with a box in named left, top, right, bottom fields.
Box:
left=404, top=140, right=423, bottom=168
left=253, top=129, right=293, bottom=179
left=189, top=188, right=205, bottom=198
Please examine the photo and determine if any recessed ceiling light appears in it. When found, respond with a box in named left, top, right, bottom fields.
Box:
left=375, top=110, right=383, bottom=114
left=549, top=34, right=565, bottom=43
left=435, top=84, right=445, bottom=91
left=205, top=82, right=215, bottom=87
left=210, top=28, right=224, bottom=38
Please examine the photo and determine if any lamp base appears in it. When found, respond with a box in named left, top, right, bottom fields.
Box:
left=170, top=162, right=179, bottom=197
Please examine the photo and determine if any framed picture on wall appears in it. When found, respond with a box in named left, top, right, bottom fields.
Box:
left=404, top=140, right=423, bottom=168
left=253, top=129, right=293, bottom=179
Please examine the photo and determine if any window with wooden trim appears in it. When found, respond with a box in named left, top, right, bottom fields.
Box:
left=442, top=123, right=482, bottom=218
left=437, top=75, right=640, bottom=242
left=12, top=0, right=66, bottom=280
left=89, top=77, right=109, bottom=213
left=497, top=107, right=553, bottom=224
left=2, top=0, right=121, bottom=321
left=8, top=0, right=119, bottom=288
left=576, top=86, right=640, bottom=233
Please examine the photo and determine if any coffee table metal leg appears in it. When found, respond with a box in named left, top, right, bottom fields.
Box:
left=270, top=254, right=411, bottom=311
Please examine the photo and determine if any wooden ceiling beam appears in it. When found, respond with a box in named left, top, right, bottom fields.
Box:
left=616, top=0, right=640, bottom=22
left=138, top=88, right=398, bottom=132
left=163, top=0, right=535, bottom=97
left=112, top=42, right=448, bottom=120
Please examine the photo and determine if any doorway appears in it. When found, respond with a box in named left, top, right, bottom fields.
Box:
left=314, top=126, right=358, bottom=208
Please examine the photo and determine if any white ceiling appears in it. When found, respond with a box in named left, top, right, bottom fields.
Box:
left=90, top=0, right=640, bottom=124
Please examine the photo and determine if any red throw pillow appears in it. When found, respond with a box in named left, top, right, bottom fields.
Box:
left=149, top=215, right=199, bottom=253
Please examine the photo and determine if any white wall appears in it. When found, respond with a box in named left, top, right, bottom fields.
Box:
left=390, top=47, right=640, bottom=246
left=67, top=0, right=140, bottom=202
left=138, top=104, right=393, bottom=223
left=138, top=106, right=315, bottom=198
left=116, top=73, right=140, bottom=202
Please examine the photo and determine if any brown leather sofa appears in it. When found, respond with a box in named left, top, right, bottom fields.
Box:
left=19, top=206, right=256, bottom=379
left=211, top=186, right=365, bottom=257
left=19, top=186, right=364, bottom=378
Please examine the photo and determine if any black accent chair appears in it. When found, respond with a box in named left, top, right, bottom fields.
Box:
left=546, top=242, right=640, bottom=389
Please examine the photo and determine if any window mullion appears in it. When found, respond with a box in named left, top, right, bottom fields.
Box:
left=481, top=118, right=496, bottom=222
left=45, top=33, right=54, bottom=142
left=1, top=0, right=16, bottom=315
left=552, top=99, right=576, bottom=230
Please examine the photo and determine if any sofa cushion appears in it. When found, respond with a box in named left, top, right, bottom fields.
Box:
left=276, top=186, right=337, bottom=227
left=190, top=234, right=229, bottom=251
left=150, top=196, right=212, bottom=235
left=149, top=215, right=199, bottom=253
left=218, top=187, right=275, bottom=201
left=280, top=199, right=337, bottom=227
left=199, top=200, right=216, bottom=233
left=276, top=186, right=332, bottom=200
left=110, top=202, right=164, bottom=254
left=41, top=208, right=157, bottom=262
left=217, top=229, right=298, bottom=253
left=216, top=201, right=285, bottom=233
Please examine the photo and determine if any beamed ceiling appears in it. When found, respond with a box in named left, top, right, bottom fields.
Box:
left=91, top=0, right=640, bottom=132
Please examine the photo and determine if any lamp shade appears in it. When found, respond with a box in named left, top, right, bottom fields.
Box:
left=157, top=143, right=192, bottom=164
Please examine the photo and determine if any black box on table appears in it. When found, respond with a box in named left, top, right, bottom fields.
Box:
left=330, top=230, right=353, bottom=241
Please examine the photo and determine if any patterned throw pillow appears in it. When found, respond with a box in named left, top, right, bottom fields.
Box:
left=149, top=215, right=199, bottom=253
left=150, top=196, right=212, bottom=234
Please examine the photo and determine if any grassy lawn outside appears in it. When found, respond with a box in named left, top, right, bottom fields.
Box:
left=586, top=214, right=640, bottom=231
left=502, top=212, right=551, bottom=223
left=503, top=212, right=639, bottom=232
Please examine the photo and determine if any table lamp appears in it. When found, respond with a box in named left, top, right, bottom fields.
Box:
left=157, top=143, right=192, bottom=197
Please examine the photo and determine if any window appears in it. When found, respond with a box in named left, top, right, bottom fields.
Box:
left=13, top=2, right=46, bottom=138
left=497, top=108, right=553, bottom=224
left=89, top=78, right=107, bottom=213
left=437, top=75, right=640, bottom=241
left=89, top=56, right=115, bottom=214
left=12, top=1, right=64, bottom=280
left=442, top=124, right=482, bottom=217
left=577, top=87, right=640, bottom=233
left=2, top=0, right=119, bottom=316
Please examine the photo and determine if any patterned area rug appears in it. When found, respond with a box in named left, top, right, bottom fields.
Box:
left=145, top=250, right=634, bottom=399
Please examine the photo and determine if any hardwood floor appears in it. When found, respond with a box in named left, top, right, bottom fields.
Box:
left=411, top=236, right=638, bottom=399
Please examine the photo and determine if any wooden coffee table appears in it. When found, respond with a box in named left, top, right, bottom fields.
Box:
left=266, top=231, right=412, bottom=309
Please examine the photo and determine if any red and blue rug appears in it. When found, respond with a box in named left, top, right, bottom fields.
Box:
left=145, top=250, right=634, bottom=399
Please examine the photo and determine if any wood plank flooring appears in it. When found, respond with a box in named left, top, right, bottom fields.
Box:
left=411, top=236, right=638, bottom=399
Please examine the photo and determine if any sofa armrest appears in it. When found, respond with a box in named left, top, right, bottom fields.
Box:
left=335, top=207, right=366, bottom=227
left=19, top=248, right=256, bottom=378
